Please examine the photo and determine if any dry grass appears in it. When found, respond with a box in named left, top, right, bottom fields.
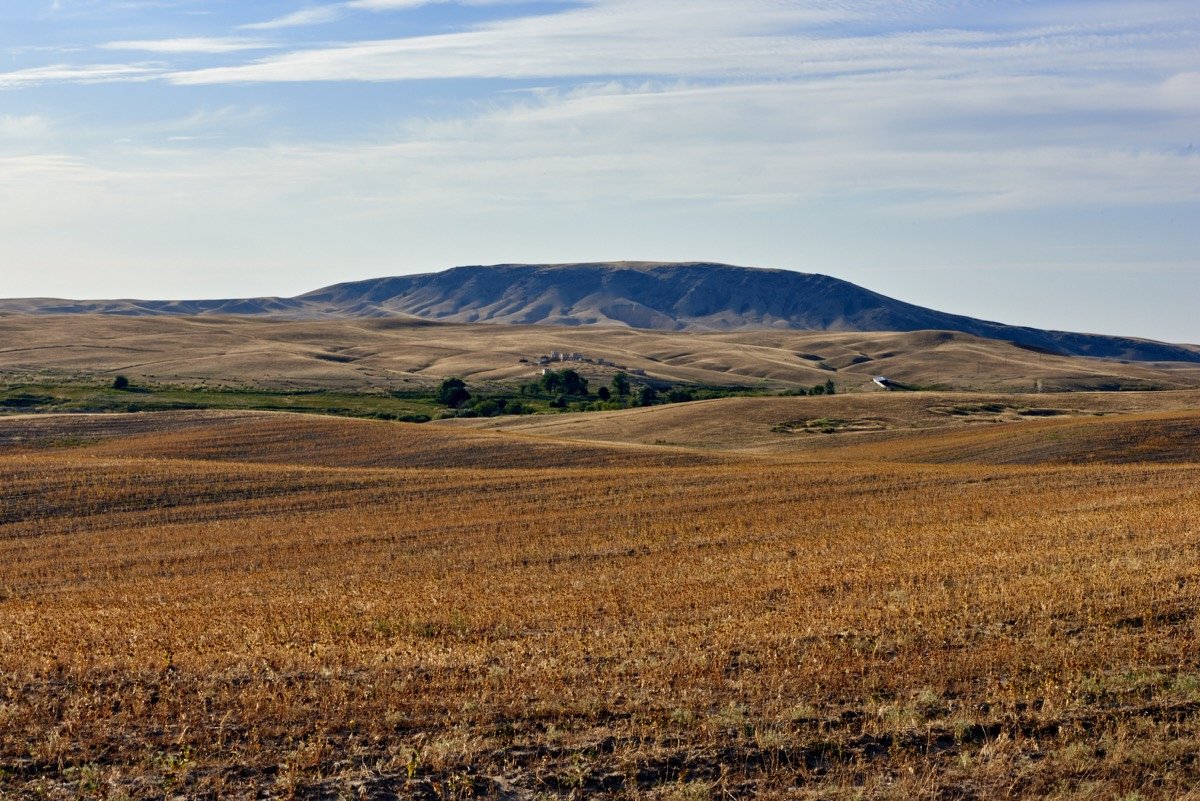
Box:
left=3, top=314, right=1200, bottom=391
left=450, top=389, right=1200, bottom=456
left=2, top=406, right=1200, bottom=798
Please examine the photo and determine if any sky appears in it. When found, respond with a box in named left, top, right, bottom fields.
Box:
left=1, top=0, right=1197, bottom=343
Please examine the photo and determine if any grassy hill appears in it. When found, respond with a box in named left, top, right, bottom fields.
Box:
left=3, top=314, right=1199, bottom=393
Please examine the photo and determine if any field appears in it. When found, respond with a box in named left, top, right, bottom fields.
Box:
left=3, top=393, right=1200, bottom=799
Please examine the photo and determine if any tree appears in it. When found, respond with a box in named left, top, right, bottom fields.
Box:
left=560, top=369, right=588, bottom=396
left=637, top=385, right=658, bottom=406
left=112, top=375, right=130, bottom=390
left=667, top=387, right=695, bottom=403
left=540, top=368, right=588, bottom=397
left=436, top=377, right=471, bottom=408
left=611, top=372, right=631, bottom=397
left=824, top=379, right=836, bottom=396
left=597, top=386, right=611, bottom=401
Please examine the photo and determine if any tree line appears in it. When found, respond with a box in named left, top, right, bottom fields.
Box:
left=436, top=370, right=835, bottom=418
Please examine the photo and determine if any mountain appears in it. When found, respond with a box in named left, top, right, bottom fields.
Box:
left=4, top=261, right=1198, bottom=363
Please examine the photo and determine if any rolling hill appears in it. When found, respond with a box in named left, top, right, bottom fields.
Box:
left=444, top=389, right=1200, bottom=459
left=3, top=314, right=1200, bottom=392
left=3, top=262, right=1197, bottom=363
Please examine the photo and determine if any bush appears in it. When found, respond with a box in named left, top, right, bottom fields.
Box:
left=112, top=375, right=130, bottom=390
left=472, top=399, right=501, bottom=417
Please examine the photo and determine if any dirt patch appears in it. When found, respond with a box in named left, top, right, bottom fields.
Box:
left=772, top=417, right=892, bottom=434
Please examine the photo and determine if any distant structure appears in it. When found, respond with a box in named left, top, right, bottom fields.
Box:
left=873, top=376, right=898, bottom=390
left=533, top=351, right=624, bottom=370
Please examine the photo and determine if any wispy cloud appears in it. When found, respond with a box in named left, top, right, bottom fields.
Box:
left=237, top=0, right=558, bottom=31
left=101, top=37, right=278, bottom=54
left=239, top=6, right=344, bottom=30
left=344, top=0, right=543, bottom=7
left=0, top=63, right=160, bottom=87
left=0, top=114, right=52, bottom=138
left=169, top=1, right=1198, bottom=86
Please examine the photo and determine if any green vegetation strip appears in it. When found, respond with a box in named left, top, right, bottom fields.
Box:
left=0, top=384, right=438, bottom=422
left=1, top=371, right=845, bottom=423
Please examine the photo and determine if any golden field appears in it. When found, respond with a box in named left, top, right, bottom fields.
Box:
left=2, top=394, right=1200, bottom=799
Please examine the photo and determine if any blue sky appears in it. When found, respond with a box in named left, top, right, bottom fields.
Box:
left=1, top=1, right=1197, bottom=342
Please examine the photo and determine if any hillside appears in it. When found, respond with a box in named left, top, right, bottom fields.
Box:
left=445, top=389, right=1200, bottom=458
left=3, top=314, right=1200, bottom=392
left=3, top=262, right=1197, bottom=363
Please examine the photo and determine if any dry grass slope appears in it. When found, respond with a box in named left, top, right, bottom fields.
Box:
left=2, top=405, right=1200, bottom=799
left=4, top=314, right=1200, bottom=391
left=449, top=389, right=1200, bottom=458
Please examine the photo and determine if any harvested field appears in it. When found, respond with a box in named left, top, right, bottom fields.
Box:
left=2, top=404, right=1200, bottom=799
left=0, top=411, right=720, bottom=470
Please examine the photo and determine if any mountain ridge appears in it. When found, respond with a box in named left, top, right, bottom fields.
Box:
left=4, top=261, right=1198, bottom=363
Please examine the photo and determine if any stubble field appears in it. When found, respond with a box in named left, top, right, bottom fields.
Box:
left=2, top=396, right=1199, bottom=799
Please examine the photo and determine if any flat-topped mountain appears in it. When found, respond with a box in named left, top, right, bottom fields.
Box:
left=5, top=261, right=1198, bottom=363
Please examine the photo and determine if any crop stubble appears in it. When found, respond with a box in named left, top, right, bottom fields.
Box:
left=1, top=411, right=1199, bottom=799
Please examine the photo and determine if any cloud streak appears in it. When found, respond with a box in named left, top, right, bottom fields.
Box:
left=101, top=38, right=278, bottom=54
left=236, top=0, right=528, bottom=31
left=168, top=1, right=1198, bottom=87
left=239, top=7, right=344, bottom=31
left=0, top=63, right=160, bottom=87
